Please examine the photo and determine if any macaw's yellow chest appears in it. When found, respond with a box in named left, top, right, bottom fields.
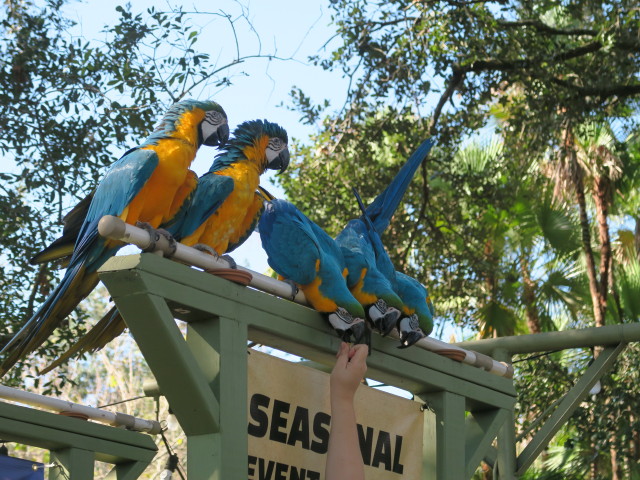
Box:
left=182, top=162, right=263, bottom=254
left=120, top=141, right=197, bottom=227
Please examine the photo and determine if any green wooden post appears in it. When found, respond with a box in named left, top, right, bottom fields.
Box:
left=186, top=317, right=249, bottom=480
left=49, top=447, right=94, bottom=479
left=419, top=391, right=466, bottom=480
left=492, top=349, right=517, bottom=480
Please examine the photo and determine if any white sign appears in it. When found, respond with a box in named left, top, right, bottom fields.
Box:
left=248, top=350, right=423, bottom=479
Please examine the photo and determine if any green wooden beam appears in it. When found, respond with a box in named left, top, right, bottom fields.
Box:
left=99, top=255, right=515, bottom=405
left=465, top=408, right=509, bottom=479
left=457, top=324, right=640, bottom=354
left=516, top=343, right=625, bottom=475
left=0, top=402, right=156, bottom=479
left=100, top=286, right=221, bottom=436
left=0, top=402, right=156, bottom=464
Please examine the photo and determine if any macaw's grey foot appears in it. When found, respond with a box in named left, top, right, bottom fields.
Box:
left=193, top=243, right=218, bottom=257
left=220, top=254, right=237, bottom=269
left=327, top=309, right=371, bottom=348
left=282, top=279, right=299, bottom=300
left=367, top=300, right=401, bottom=336
left=136, top=222, right=161, bottom=253
left=397, top=314, right=425, bottom=349
left=156, top=228, right=177, bottom=256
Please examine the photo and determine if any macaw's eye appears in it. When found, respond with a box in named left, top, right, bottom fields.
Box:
left=267, top=137, right=285, bottom=152
left=203, top=110, right=225, bottom=127
left=335, top=307, right=352, bottom=322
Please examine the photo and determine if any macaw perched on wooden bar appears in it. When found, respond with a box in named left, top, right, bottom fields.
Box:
left=39, top=120, right=289, bottom=374
left=259, top=198, right=370, bottom=346
left=335, top=139, right=434, bottom=341
left=394, top=271, right=435, bottom=348
left=1, top=99, right=229, bottom=376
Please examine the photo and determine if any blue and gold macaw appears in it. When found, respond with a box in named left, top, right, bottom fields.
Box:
left=394, top=271, right=435, bottom=348
left=39, top=120, right=289, bottom=374
left=259, top=198, right=370, bottom=346
left=1, top=99, right=229, bottom=375
left=336, top=139, right=434, bottom=340
left=170, top=119, right=289, bottom=255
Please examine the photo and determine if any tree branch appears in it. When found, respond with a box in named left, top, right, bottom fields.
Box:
left=430, top=67, right=465, bottom=134
left=550, top=77, right=640, bottom=99
left=498, top=19, right=597, bottom=36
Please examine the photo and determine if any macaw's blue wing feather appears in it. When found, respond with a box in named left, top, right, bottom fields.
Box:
left=167, top=172, right=234, bottom=239
left=259, top=199, right=320, bottom=285
left=364, top=138, right=434, bottom=233
left=80, top=149, right=158, bottom=237
left=394, top=271, right=434, bottom=336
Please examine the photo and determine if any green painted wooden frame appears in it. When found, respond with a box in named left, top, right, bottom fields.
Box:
left=0, top=401, right=157, bottom=479
left=99, top=254, right=516, bottom=480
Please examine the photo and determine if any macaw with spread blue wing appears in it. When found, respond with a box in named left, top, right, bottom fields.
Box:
left=39, top=120, right=289, bottom=374
left=335, top=139, right=434, bottom=340
left=259, top=198, right=370, bottom=346
left=0, top=99, right=229, bottom=376
left=394, top=271, right=435, bottom=347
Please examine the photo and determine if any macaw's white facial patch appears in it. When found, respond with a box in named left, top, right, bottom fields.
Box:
left=265, top=137, right=286, bottom=162
left=200, top=110, right=226, bottom=142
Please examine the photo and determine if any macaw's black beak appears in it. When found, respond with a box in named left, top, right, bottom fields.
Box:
left=377, top=308, right=401, bottom=337
left=398, top=329, right=425, bottom=349
left=348, top=320, right=371, bottom=350
left=269, top=148, right=290, bottom=174
left=204, top=123, right=230, bottom=147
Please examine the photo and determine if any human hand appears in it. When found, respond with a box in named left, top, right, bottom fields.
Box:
left=330, top=342, right=368, bottom=405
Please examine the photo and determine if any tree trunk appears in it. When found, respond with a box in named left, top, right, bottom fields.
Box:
left=565, top=128, right=603, bottom=329
left=520, top=251, right=541, bottom=334
left=574, top=170, right=604, bottom=328
left=592, top=175, right=611, bottom=327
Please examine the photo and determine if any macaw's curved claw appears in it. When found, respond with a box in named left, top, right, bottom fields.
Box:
left=397, top=314, right=425, bottom=349
left=193, top=243, right=218, bottom=257
left=282, top=279, right=299, bottom=300
left=157, top=228, right=177, bottom=256
left=220, top=254, right=237, bottom=269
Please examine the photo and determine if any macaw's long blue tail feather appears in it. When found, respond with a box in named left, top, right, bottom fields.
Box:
left=0, top=221, right=119, bottom=376
left=364, top=138, right=434, bottom=234
left=40, top=306, right=124, bottom=375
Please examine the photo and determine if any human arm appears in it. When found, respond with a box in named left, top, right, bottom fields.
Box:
left=326, top=342, right=368, bottom=480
